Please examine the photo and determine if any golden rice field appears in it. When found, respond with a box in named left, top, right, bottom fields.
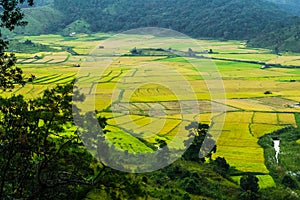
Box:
left=5, top=33, right=300, bottom=188
left=253, top=112, right=278, bottom=125
left=278, top=113, right=297, bottom=126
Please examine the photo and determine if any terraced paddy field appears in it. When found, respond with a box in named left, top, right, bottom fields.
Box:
left=5, top=33, right=300, bottom=188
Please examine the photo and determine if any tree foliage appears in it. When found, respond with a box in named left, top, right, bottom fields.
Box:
left=0, top=83, right=93, bottom=199
left=0, top=0, right=35, bottom=90
left=248, top=24, right=300, bottom=53
left=282, top=175, right=298, bottom=189
left=267, top=0, right=300, bottom=16
left=240, top=174, right=259, bottom=193
left=210, top=157, right=230, bottom=177
left=239, top=174, right=260, bottom=200
left=183, top=122, right=216, bottom=162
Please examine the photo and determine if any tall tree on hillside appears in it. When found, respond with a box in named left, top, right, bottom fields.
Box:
left=240, top=174, right=260, bottom=200
left=182, top=122, right=216, bottom=162
left=240, top=174, right=259, bottom=193
left=0, top=0, right=35, bottom=90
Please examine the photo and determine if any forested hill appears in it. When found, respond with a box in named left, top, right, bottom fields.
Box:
left=13, top=0, right=297, bottom=39
left=267, top=0, right=300, bottom=16
left=53, top=0, right=297, bottom=39
left=248, top=24, right=300, bottom=52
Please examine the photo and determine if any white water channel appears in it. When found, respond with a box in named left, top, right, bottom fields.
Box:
left=274, top=140, right=280, bottom=164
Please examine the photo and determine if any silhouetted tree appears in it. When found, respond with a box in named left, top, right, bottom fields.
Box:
left=282, top=175, right=298, bottom=189
left=183, top=122, right=216, bottom=162
left=240, top=174, right=260, bottom=200
left=211, top=157, right=230, bottom=177
left=240, top=174, right=259, bottom=193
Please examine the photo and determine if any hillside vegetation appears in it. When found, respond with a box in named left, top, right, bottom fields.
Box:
left=248, top=24, right=300, bottom=53
left=13, top=6, right=65, bottom=35
left=267, top=0, right=300, bottom=16
left=9, top=1, right=298, bottom=39
left=5, top=0, right=300, bottom=52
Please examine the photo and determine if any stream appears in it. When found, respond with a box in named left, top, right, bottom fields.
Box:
left=274, top=140, right=280, bottom=164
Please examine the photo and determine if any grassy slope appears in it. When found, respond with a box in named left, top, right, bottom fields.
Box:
left=85, top=160, right=241, bottom=200
left=14, top=6, right=65, bottom=35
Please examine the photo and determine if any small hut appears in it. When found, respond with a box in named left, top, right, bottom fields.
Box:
left=31, top=55, right=39, bottom=59
left=290, top=102, right=300, bottom=108
left=69, top=32, right=76, bottom=37
left=261, top=64, right=270, bottom=69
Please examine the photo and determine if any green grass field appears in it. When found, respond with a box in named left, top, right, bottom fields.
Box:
left=5, top=33, right=300, bottom=189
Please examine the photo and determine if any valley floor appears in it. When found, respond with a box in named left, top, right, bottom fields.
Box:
left=7, top=33, right=300, bottom=189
